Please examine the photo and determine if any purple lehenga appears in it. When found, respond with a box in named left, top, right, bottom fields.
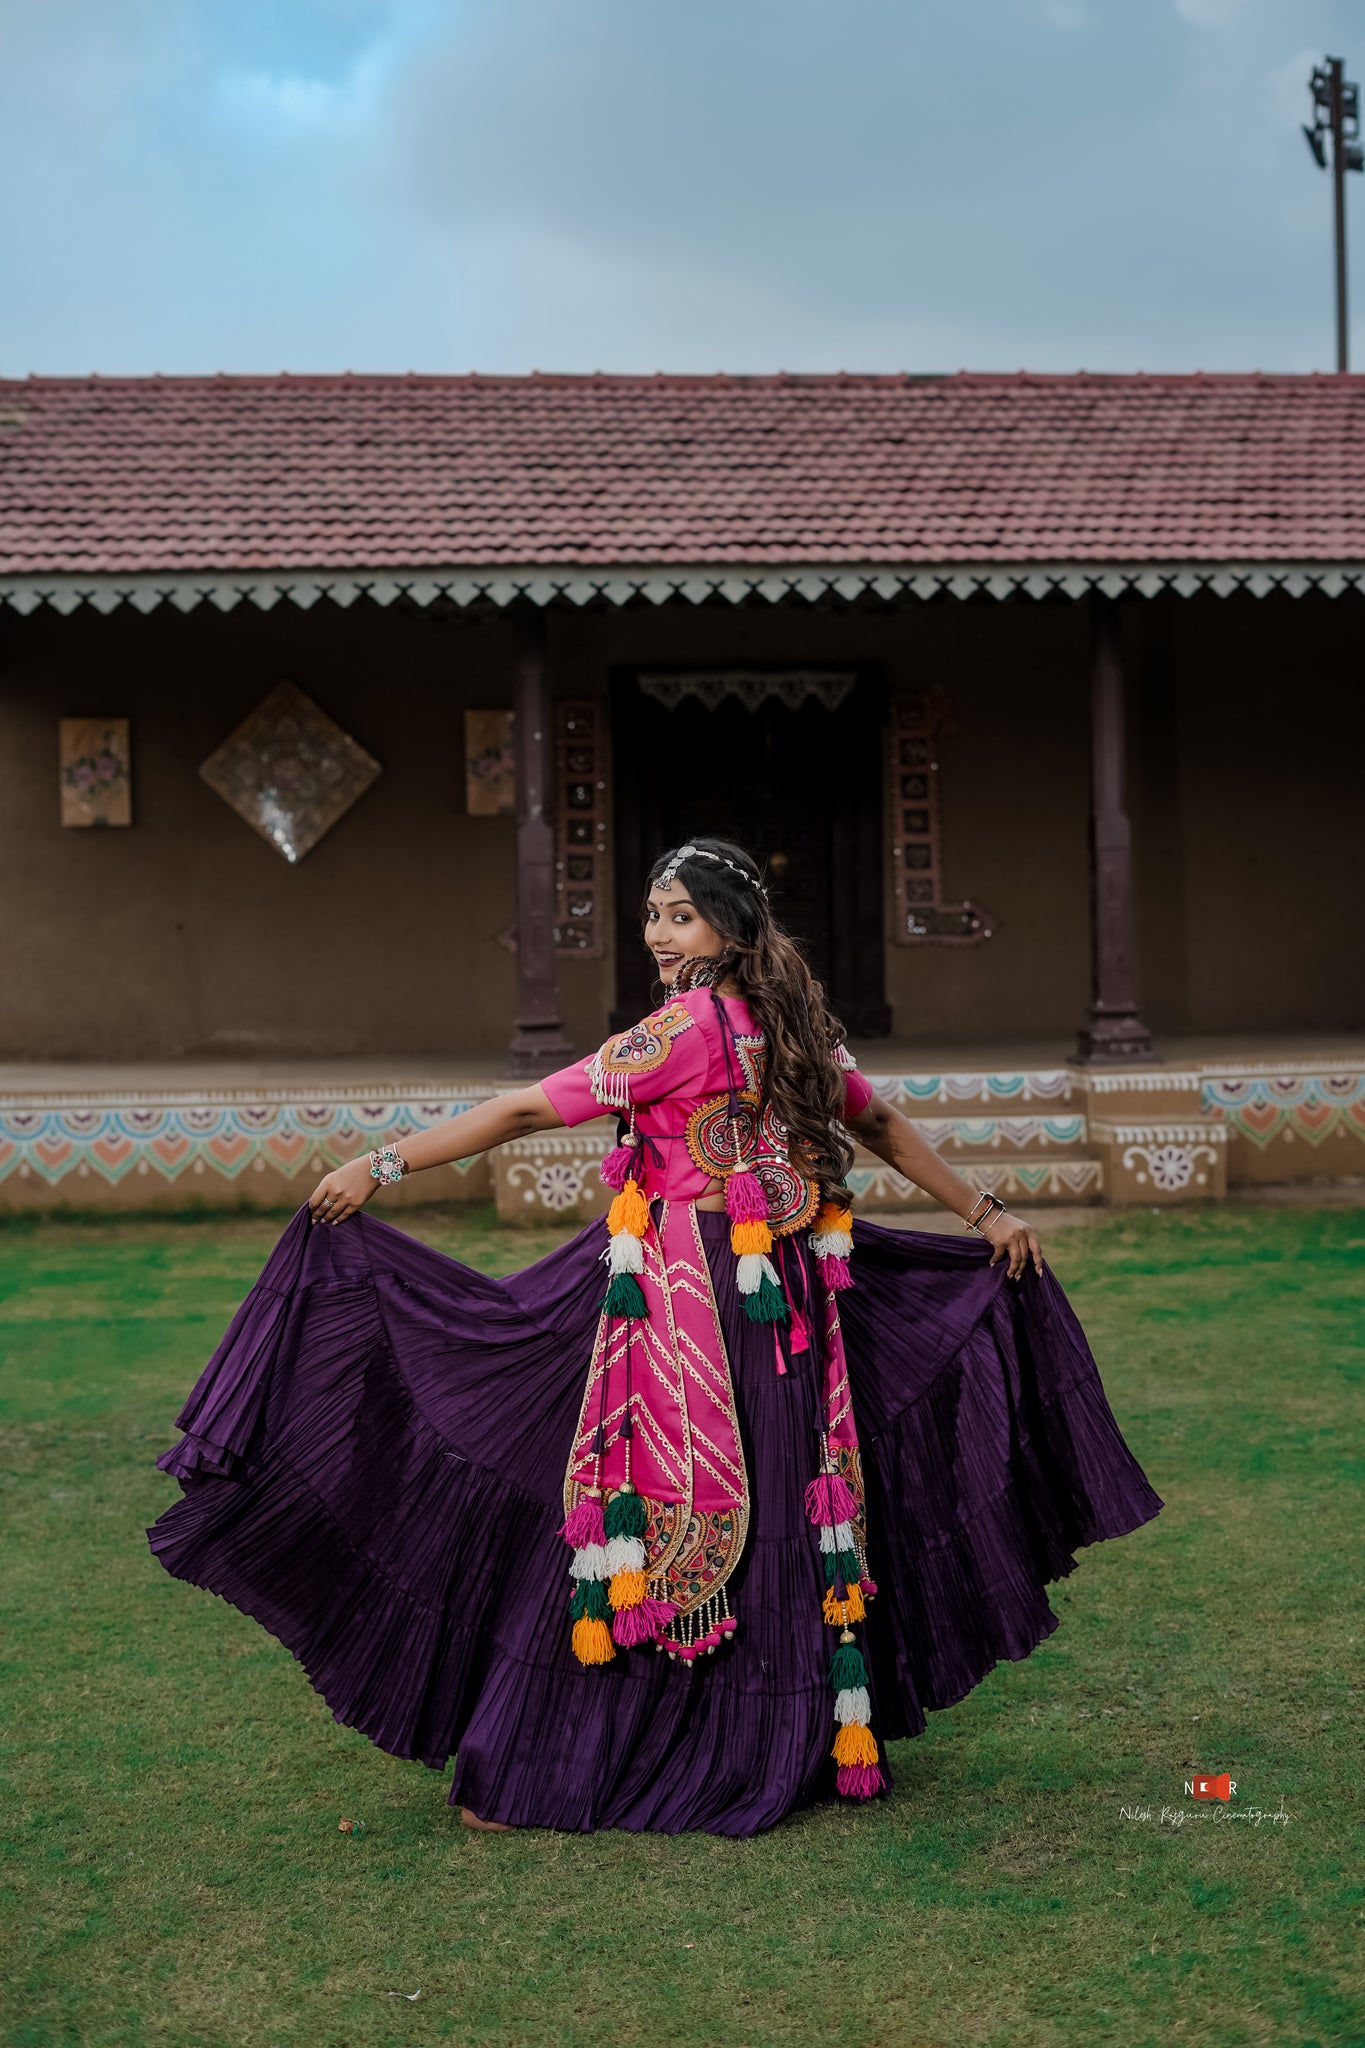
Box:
left=147, top=1196, right=1162, bottom=1836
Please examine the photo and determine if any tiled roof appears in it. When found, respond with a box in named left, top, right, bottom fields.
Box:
left=2, top=370, right=1365, bottom=579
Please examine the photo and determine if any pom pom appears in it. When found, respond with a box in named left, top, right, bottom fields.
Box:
left=818, top=1522, right=857, bottom=1554
left=604, top=1534, right=646, bottom=1575
left=823, top=1256, right=855, bottom=1292
left=828, top=1636, right=868, bottom=1692
left=834, top=1685, right=872, bottom=1726
left=735, top=1252, right=765, bottom=1295
left=608, top=1568, right=647, bottom=1609
left=607, top=1181, right=650, bottom=1238
left=805, top=1474, right=859, bottom=1526
left=743, top=1272, right=788, bottom=1325
left=569, top=1543, right=610, bottom=1581
left=836, top=1762, right=885, bottom=1800
left=832, top=1721, right=879, bottom=1769
left=812, top=1231, right=854, bottom=1261
left=729, top=1219, right=772, bottom=1257
left=724, top=1167, right=769, bottom=1224
left=602, top=1271, right=648, bottom=1320
left=561, top=1498, right=606, bottom=1549
left=570, top=1577, right=611, bottom=1622
left=603, top=1487, right=649, bottom=1540
left=859, top=1576, right=878, bottom=1598
left=606, top=1228, right=644, bottom=1275
left=813, top=1203, right=854, bottom=1236
left=599, top=1141, right=638, bottom=1193
left=571, top=1616, right=616, bottom=1666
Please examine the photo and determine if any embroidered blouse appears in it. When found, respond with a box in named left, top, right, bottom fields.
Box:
left=540, top=986, right=874, bottom=1217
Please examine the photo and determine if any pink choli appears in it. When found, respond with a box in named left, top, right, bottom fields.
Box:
left=540, top=985, right=874, bottom=1199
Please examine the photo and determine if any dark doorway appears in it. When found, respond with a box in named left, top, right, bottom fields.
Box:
left=610, top=667, right=891, bottom=1034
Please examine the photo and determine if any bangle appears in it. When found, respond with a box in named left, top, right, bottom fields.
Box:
left=965, top=1190, right=1006, bottom=1236
left=369, top=1144, right=409, bottom=1186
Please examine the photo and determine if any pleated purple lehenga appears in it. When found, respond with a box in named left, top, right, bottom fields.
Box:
left=147, top=1205, right=1162, bottom=1836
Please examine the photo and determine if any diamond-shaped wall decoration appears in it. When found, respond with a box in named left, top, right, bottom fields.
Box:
left=199, top=681, right=382, bottom=864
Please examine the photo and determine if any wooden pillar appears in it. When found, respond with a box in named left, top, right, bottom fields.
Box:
left=1075, top=598, right=1154, bottom=1064
left=507, top=607, right=572, bottom=1076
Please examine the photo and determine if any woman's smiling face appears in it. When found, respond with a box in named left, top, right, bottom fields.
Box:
left=644, top=879, right=726, bottom=984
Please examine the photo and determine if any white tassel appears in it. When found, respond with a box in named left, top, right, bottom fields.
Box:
left=605, top=1535, right=647, bottom=1574
left=736, top=1253, right=764, bottom=1295
left=606, top=1229, right=644, bottom=1275
left=819, top=1522, right=856, bottom=1554
left=760, top=1255, right=780, bottom=1288
left=834, top=1685, right=872, bottom=1726
left=569, top=1543, right=610, bottom=1581
left=812, top=1231, right=854, bottom=1260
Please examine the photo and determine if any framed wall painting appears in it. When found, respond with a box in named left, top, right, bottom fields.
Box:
left=59, top=718, right=132, bottom=827
left=465, top=709, right=516, bottom=815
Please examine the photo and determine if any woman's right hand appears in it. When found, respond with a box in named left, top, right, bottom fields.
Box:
left=308, top=1155, right=380, bottom=1225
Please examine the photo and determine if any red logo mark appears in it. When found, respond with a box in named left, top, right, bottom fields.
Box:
left=1186, top=1773, right=1235, bottom=1801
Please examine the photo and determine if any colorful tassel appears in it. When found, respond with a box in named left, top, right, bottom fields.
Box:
left=561, top=1497, right=606, bottom=1549
left=822, top=1582, right=866, bottom=1626
left=730, top=1218, right=772, bottom=1257
left=599, top=1136, right=640, bottom=1192
left=744, top=1272, right=788, bottom=1324
left=608, top=1569, right=648, bottom=1609
left=570, top=1578, right=611, bottom=1622
left=605, top=1229, right=644, bottom=1275
left=612, top=1595, right=675, bottom=1648
left=823, top=1549, right=862, bottom=1587
left=813, top=1202, right=854, bottom=1236
left=833, top=1685, right=872, bottom=1725
left=569, top=1542, right=610, bottom=1581
left=823, top=1256, right=854, bottom=1291
left=602, top=1271, right=647, bottom=1320
left=604, top=1535, right=646, bottom=1576
left=607, top=1180, right=650, bottom=1238
left=603, top=1487, right=649, bottom=1541
left=571, top=1616, right=615, bottom=1665
left=805, top=1473, right=859, bottom=1527
left=836, top=1762, right=886, bottom=1799
left=832, top=1721, right=879, bottom=1769
left=827, top=1635, right=868, bottom=1694
left=724, top=1166, right=769, bottom=1223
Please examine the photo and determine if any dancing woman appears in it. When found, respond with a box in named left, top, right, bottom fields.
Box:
left=148, top=837, right=1161, bottom=1837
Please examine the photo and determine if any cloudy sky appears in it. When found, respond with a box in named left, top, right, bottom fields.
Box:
left=0, top=0, right=1358, bottom=376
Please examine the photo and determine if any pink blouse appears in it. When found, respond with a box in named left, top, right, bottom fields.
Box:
left=541, top=986, right=874, bottom=1204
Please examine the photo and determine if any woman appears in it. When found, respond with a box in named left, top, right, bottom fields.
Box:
left=148, top=837, right=1161, bottom=1837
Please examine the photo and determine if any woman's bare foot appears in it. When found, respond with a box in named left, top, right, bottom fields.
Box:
left=460, top=1807, right=511, bottom=1833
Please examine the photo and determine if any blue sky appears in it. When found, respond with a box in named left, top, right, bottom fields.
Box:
left=1, top=0, right=1359, bottom=375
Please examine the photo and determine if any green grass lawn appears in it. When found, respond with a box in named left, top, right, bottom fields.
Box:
left=2, top=1202, right=1362, bottom=2048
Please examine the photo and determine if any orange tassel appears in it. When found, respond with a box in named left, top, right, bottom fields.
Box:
left=730, top=1219, right=772, bottom=1257
left=832, top=1721, right=878, bottom=1769
left=822, top=1583, right=867, bottom=1627
left=571, top=1616, right=616, bottom=1665
left=607, top=1181, right=650, bottom=1238
left=814, top=1203, right=854, bottom=1237
left=608, top=1569, right=647, bottom=1610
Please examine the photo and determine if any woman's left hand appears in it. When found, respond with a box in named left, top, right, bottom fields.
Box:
left=307, top=1155, right=379, bottom=1225
left=983, top=1210, right=1044, bottom=1280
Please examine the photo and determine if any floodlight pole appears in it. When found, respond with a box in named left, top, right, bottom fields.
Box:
left=1331, top=59, right=1350, bottom=372
left=1306, top=56, right=1363, bottom=372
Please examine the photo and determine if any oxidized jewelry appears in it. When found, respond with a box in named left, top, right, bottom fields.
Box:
left=368, top=1145, right=409, bottom=1185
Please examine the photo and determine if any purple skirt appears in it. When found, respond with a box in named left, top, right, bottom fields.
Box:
left=146, top=1206, right=1161, bottom=1836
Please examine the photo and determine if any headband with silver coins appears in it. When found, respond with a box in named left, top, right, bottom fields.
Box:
left=657, top=843, right=768, bottom=897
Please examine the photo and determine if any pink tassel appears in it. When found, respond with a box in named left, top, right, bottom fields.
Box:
left=836, top=1762, right=886, bottom=1800
left=824, top=1256, right=854, bottom=1292
left=724, top=1168, right=769, bottom=1224
left=561, top=1497, right=606, bottom=1548
left=613, top=1595, right=675, bottom=1647
left=599, top=1143, right=637, bottom=1193
left=804, top=1473, right=859, bottom=1527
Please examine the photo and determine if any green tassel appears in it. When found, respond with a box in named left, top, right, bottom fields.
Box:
left=743, top=1273, right=789, bottom=1324
left=828, top=1640, right=868, bottom=1692
left=602, top=1271, right=648, bottom=1320
left=571, top=1578, right=611, bottom=1622
left=824, top=1549, right=862, bottom=1587
left=603, top=1487, right=649, bottom=1541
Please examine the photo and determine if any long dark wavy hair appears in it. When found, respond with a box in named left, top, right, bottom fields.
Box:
left=644, top=837, right=855, bottom=1200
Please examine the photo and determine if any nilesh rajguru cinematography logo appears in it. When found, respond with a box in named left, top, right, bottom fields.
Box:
left=1186, top=1772, right=1236, bottom=1801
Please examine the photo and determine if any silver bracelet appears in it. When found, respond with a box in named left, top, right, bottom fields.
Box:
left=368, top=1144, right=409, bottom=1186
left=965, top=1190, right=1006, bottom=1236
